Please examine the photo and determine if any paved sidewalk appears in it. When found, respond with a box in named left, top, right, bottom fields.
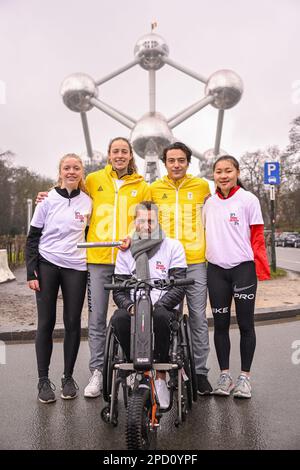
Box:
left=1, top=266, right=299, bottom=341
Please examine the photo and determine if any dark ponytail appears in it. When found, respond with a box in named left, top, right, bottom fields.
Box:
left=213, top=155, right=245, bottom=189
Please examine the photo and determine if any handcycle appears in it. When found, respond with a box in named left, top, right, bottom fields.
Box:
left=100, top=275, right=198, bottom=450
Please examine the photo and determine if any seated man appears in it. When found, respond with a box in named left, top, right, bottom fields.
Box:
left=111, top=201, right=187, bottom=408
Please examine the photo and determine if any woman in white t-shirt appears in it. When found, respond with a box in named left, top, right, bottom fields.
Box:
left=203, top=156, right=270, bottom=398
left=26, top=154, right=92, bottom=404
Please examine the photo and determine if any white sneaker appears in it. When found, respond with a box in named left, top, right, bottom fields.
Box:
left=155, top=378, right=170, bottom=409
left=233, top=374, right=252, bottom=398
left=84, top=369, right=102, bottom=398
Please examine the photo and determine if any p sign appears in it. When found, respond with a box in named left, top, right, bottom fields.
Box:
left=264, top=162, right=280, bottom=185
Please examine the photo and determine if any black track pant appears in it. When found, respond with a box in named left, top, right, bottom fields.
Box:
left=207, top=261, right=257, bottom=373
left=35, top=261, right=87, bottom=378
left=111, top=306, right=174, bottom=363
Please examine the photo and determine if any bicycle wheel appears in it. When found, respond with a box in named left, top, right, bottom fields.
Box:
left=126, top=387, right=157, bottom=450
left=102, top=320, right=118, bottom=403
left=179, top=317, right=194, bottom=411
left=183, top=314, right=198, bottom=402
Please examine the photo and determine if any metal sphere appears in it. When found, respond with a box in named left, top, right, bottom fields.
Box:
left=130, top=112, right=174, bottom=158
left=60, top=73, right=98, bottom=112
left=134, top=33, right=169, bottom=70
left=205, top=70, right=243, bottom=109
left=198, top=148, right=228, bottom=179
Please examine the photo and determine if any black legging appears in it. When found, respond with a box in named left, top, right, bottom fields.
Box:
left=111, top=305, right=175, bottom=363
left=35, top=261, right=87, bottom=378
left=207, top=261, right=257, bottom=373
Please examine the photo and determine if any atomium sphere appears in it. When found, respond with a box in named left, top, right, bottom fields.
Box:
left=134, top=33, right=169, bottom=70
left=198, top=148, right=228, bottom=179
left=205, top=70, right=243, bottom=109
left=60, top=73, right=98, bottom=112
left=130, top=112, right=174, bottom=158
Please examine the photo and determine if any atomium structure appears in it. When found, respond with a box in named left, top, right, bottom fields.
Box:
left=60, top=30, right=243, bottom=183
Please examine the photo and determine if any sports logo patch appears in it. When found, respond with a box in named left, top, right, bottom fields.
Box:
left=156, top=261, right=167, bottom=274
left=229, top=212, right=239, bottom=226
left=75, top=211, right=85, bottom=223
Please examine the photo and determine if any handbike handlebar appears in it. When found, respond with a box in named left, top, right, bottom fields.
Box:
left=104, top=277, right=195, bottom=291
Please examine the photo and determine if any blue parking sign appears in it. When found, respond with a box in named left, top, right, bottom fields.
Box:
left=264, top=162, right=280, bottom=185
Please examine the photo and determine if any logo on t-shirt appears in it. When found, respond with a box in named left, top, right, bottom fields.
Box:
left=131, top=190, right=137, bottom=197
left=162, top=193, right=168, bottom=199
left=75, top=211, right=85, bottom=223
left=97, top=185, right=103, bottom=191
left=156, top=261, right=167, bottom=274
left=229, top=212, right=239, bottom=226
left=187, top=192, right=193, bottom=200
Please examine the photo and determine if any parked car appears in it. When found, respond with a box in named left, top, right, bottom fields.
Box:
left=293, top=234, right=300, bottom=248
left=275, top=232, right=290, bottom=246
left=276, top=232, right=299, bottom=247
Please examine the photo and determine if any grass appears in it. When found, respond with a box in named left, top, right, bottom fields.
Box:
left=270, top=267, right=287, bottom=279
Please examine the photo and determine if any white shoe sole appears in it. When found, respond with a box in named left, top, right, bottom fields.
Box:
left=84, top=390, right=101, bottom=398
left=61, top=393, right=77, bottom=400
left=213, top=386, right=234, bottom=396
left=38, top=397, right=56, bottom=404
left=233, top=391, right=251, bottom=399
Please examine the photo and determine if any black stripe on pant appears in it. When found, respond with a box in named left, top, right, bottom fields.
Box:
left=207, top=261, right=257, bottom=373
left=35, top=261, right=87, bottom=378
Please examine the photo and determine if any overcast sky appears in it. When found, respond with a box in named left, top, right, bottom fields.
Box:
left=0, top=0, right=299, bottom=179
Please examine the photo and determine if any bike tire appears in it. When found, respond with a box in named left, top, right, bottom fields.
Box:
left=126, top=387, right=157, bottom=450
left=102, top=320, right=116, bottom=403
left=179, top=319, right=193, bottom=410
left=183, top=315, right=198, bottom=402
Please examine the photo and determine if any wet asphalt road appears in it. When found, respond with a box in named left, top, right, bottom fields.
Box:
left=276, top=246, right=300, bottom=272
left=0, top=319, right=300, bottom=450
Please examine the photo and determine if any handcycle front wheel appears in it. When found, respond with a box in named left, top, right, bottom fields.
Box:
left=126, top=387, right=157, bottom=450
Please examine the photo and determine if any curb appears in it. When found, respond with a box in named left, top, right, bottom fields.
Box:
left=1, top=305, right=299, bottom=343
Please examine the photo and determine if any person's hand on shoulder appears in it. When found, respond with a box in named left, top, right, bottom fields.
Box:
left=203, top=193, right=212, bottom=204
left=35, top=191, right=49, bottom=204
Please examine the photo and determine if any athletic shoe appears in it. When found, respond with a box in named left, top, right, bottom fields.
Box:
left=37, top=377, right=56, bottom=404
left=197, top=374, right=213, bottom=395
left=84, top=369, right=102, bottom=398
left=155, top=378, right=170, bottom=409
left=233, top=374, right=252, bottom=399
left=61, top=376, right=79, bottom=400
left=213, top=372, right=234, bottom=396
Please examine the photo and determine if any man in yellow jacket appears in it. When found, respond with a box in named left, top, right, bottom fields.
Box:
left=84, top=138, right=150, bottom=397
left=150, top=142, right=212, bottom=395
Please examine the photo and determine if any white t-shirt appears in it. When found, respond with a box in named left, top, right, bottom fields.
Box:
left=31, top=189, right=92, bottom=270
left=202, top=188, right=264, bottom=269
left=115, top=237, right=187, bottom=305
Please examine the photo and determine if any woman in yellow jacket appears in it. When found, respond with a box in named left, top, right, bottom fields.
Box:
left=84, top=137, right=150, bottom=397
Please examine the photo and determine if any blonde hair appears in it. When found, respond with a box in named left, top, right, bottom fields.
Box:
left=56, top=153, right=87, bottom=193
left=107, top=137, right=138, bottom=174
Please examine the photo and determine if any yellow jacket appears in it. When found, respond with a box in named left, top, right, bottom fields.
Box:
left=150, top=175, right=210, bottom=264
left=86, top=165, right=150, bottom=264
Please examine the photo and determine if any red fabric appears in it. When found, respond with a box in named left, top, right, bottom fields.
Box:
left=250, top=225, right=271, bottom=281
left=216, top=185, right=241, bottom=199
